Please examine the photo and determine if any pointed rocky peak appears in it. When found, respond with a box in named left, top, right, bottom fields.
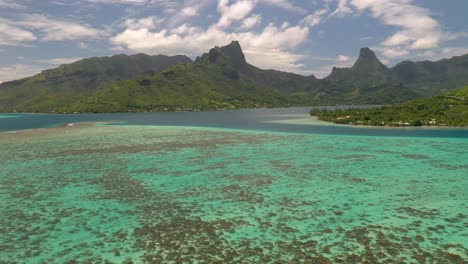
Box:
left=359, top=47, right=376, bottom=59
left=195, top=41, right=248, bottom=70
left=220, top=41, right=246, bottom=65
left=352, top=47, right=389, bottom=72
left=325, top=47, right=395, bottom=82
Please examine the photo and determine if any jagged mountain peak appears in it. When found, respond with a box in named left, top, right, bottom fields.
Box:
left=325, top=47, right=395, bottom=84
left=358, top=47, right=376, bottom=59
left=195, top=40, right=247, bottom=70
left=352, top=47, right=389, bottom=71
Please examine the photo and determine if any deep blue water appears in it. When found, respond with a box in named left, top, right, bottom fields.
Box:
left=0, top=107, right=467, bottom=138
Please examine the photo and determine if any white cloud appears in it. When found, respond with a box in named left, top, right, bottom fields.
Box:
left=171, top=24, right=199, bottom=35
left=260, top=0, right=307, bottom=14
left=0, top=0, right=27, bottom=9
left=181, top=6, right=198, bottom=17
left=241, top=14, right=261, bottom=30
left=327, top=0, right=468, bottom=62
left=349, top=0, right=442, bottom=50
left=421, top=47, right=468, bottom=62
left=0, top=20, right=36, bottom=46
left=337, top=55, right=351, bottom=62
left=382, top=32, right=409, bottom=47
left=123, top=16, right=162, bottom=30
left=245, top=48, right=307, bottom=73
left=166, top=0, right=212, bottom=26
left=39, top=57, right=84, bottom=65
left=301, top=8, right=329, bottom=27
left=0, top=64, right=45, bottom=83
left=378, top=47, right=409, bottom=59
left=330, top=0, right=352, bottom=17
left=217, top=0, right=256, bottom=28
left=17, top=14, right=108, bottom=41
left=312, top=54, right=356, bottom=78
left=112, top=20, right=310, bottom=73
left=110, top=0, right=316, bottom=73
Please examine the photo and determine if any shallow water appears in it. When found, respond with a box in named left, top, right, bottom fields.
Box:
left=1, top=107, right=467, bottom=138
left=0, top=115, right=19, bottom=119
left=0, top=122, right=467, bottom=263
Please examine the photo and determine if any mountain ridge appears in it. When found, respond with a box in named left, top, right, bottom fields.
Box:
left=0, top=53, right=192, bottom=112
left=1, top=41, right=467, bottom=113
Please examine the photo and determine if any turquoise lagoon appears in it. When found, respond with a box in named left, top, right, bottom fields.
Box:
left=0, top=109, right=467, bottom=263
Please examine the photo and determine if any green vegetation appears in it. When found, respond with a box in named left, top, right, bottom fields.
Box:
left=1, top=41, right=467, bottom=113
left=0, top=53, right=191, bottom=112
left=62, top=63, right=290, bottom=113
left=322, top=48, right=421, bottom=104
left=392, top=54, right=468, bottom=96
left=311, top=86, right=468, bottom=127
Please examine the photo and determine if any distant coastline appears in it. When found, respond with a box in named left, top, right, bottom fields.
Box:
left=309, top=115, right=468, bottom=129
left=310, top=86, right=468, bottom=128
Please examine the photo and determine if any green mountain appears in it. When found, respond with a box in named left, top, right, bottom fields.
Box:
left=322, top=48, right=418, bottom=104
left=326, top=48, right=395, bottom=83
left=65, top=42, right=430, bottom=113
left=392, top=54, right=468, bottom=96
left=312, top=86, right=468, bottom=126
left=1, top=41, right=468, bottom=113
left=65, top=41, right=316, bottom=113
left=0, top=53, right=191, bottom=112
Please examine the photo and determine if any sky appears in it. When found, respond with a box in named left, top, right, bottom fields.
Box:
left=0, top=0, right=467, bottom=83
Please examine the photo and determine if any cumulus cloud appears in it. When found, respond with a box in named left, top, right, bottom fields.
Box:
left=16, top=14, right=108, bottom=41
left=244, top=47, right=306, bottom=73
left=112, top=20, right=310, bottom=73
left=312, top=54, right=356, bottom=78
left=181, top=6, right=198, bottom=17
left=0, top=14, right=108, bottom=46
left=123, top=16, right=162, bottom=30
left=301, top=8, right=329, bottom=27
left=337, top=55, right=352, bottom=62
left=216, top=0, right=256, bottom=28
left=328, top=0, right=467, bottom=61
left=110, top=0, right=325, bottom=74
left=166, top=0, right=213, bottom=26
left=341, top=0, right=442, bottom=50
left=0, top=19, right=36, bottom=46
left=241, top=14, right=261, bottom=30
left=330, top=0, right=353, bottom=17
left=378, top=47, right=409, bottom=59
left=421, top=47, right=468, bottom=62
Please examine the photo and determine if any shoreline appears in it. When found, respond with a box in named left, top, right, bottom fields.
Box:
left=1, top=117, right=467, bottom=136
left=1, top=120, right=467, bottom=142
left=0, top=105, right=380, bottom=115
left=310, top=115, right=468, bottom=129
left=268, top=114, right=468, bottom=129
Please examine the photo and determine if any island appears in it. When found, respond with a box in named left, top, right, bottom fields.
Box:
left=311, top=86, right=468, bottom=127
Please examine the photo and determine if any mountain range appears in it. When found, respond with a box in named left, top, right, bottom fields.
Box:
left=1, top=41, right=467, bottom=113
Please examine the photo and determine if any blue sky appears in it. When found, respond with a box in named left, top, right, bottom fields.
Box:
left=0, top=0, right=467, bottom=82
